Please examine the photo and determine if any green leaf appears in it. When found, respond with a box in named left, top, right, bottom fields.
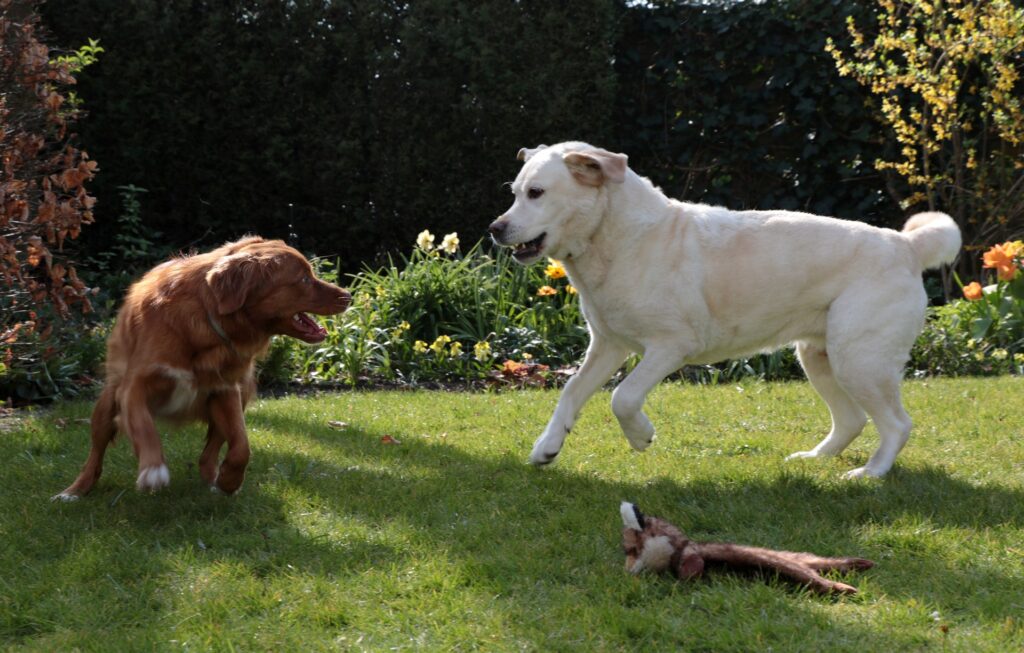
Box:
left=970, top=314, right=993, bottom=340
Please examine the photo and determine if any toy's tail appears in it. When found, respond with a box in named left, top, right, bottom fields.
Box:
left=901, top=212, right=961, bottom=270
left=620, top=501, right=645, bottom=530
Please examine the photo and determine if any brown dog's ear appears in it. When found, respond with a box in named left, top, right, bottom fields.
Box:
left=517, top=145, right=548, bottom=162
left=563, top=149, right=628, bottom=187
left=205, top=252, right=265, bottom=315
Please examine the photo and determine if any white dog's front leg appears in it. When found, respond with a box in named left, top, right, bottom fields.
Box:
left=530, top=338, right=629, bottom=465
left=611, top=349, right=686, bottom=451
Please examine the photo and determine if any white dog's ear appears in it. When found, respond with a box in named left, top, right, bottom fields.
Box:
left=517, top=145, right=548, bottom=162
left=563, top=149, right=628, bottom=186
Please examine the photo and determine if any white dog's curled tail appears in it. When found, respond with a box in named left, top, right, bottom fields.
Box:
left=901, top=212, right=961, bottom=270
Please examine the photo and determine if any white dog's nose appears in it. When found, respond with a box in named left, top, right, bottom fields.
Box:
left=488, top=219, right=507, bottom=238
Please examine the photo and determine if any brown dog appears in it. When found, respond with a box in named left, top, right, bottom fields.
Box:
left=53, top=236, right=350, bottom=500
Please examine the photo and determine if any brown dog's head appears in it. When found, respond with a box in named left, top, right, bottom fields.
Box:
left=205, top=237, right=350, bottom=343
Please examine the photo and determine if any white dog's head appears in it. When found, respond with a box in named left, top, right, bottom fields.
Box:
left=488, top=142, right=628, bottom=264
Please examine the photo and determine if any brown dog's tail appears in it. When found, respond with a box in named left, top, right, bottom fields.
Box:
left=902, top=212, right=961, bottom=271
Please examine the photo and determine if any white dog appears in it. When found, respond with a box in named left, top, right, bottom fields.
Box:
left=488, top=142, right=960, bottom=478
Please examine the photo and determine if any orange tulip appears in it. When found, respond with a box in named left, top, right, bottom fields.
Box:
left=962, top=281, right=983, bottom=301
left=982, top=242, right=1021, bottom=281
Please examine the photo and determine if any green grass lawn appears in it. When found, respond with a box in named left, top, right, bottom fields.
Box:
left=2, top=376, right=1023, bottom=651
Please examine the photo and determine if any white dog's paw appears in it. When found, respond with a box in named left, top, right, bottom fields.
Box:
left=623, top=416, right=655, bottom=452
left=529, top=439, right=562, bottom=466
left=785, top=449, right=823, bottom=461
left=842, top=466, right=885, bottom=480
left=136, top=464, right=170, bottom=492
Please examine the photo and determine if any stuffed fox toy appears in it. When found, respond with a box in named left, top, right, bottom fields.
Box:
left=620, top=502, right=874, bottom=595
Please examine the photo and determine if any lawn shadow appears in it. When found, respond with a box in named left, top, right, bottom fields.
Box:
left=250, top=408, right=1024, bottom=644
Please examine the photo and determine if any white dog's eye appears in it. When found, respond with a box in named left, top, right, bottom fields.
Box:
left=527, top=187, right=544, bottom=200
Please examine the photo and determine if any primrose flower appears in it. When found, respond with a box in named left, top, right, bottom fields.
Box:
left=962, top=281, right=984, bottom=301
left=545, top=259, right=566, bottom=279
left=566, top=284, right=577, bottom=295
left=536, top=285, right=557, bottom=297
left=474, top=341, right=492, bottom=362
left=430, top=335, right=452, bottom=355
left=416, top=229, right=435, bottom=252
left=440, top=232, right=460, bottom=255
left=413, top=340, right=428, bottom=354
left=982, top=242, right=1021, bottom=281
left=993, top=349, right=1009, bottom=361
left=449, top=341, right=463, bottom=357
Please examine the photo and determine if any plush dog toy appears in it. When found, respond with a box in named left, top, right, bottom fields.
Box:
left=620, top=502, right=874, bottom=594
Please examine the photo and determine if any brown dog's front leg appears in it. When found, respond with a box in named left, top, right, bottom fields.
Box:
left=207, top=388, right=249, bottom=495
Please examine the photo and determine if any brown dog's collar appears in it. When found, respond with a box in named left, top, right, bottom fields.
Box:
left=207, top=312, right=241, bottom=358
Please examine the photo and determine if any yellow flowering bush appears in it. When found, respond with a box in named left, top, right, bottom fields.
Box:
left=828, top=0, right=1024, bottom=283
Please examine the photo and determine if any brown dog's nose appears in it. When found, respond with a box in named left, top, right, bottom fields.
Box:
left=488, top=219, right=507, bottom=238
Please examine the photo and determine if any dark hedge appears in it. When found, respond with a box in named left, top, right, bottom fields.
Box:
left=42, top=0, right=901, bottom=273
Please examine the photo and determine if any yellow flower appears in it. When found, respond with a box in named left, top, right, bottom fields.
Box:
left=566, top=284, right=577, bottom=295
left=536, top=285, right=557, bottom=297
left=449, top=341, right=463, bottom=358
left=1014, top=353, right=1024, bottom=364
left=962, top=281, right=984, bottom=301
left=413, top=340, right=428, bottom=354
left=992, top=349, right=1008, bottom=361
left=441, top=232, right=460, bottom=255
left=522, top=352, right=533, bottom=360
left=390, top=321, right=411, bottom=339
left=416, top=229, right=435, bottom=251
left=474, top=341, right=492, bottom=362
left=430, top=335, right=451, bottom=355
left=544, top=259, right=566, bottom=279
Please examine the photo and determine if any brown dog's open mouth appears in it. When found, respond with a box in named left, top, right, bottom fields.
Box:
left=512, top=232, right=546, bottom=261
left=292, top=312, right=328, bottom=343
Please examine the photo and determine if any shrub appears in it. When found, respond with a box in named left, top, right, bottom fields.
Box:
left=0, top=3, right=102, bottom=402
left=827, top=0, right=1024, bottom=290
left=274, top=235, right=807, bottom=388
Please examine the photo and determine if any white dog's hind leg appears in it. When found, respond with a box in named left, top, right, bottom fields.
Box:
left=823, top=283, right=922, bottom=478
left=786, top=342, right=868, bottom=462
left=530, top=337, right=629, bottom=465
left=610, top=348, right=685, bottom=452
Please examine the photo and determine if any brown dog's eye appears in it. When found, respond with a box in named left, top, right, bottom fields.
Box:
left=527, top=187, right=544, bottom=200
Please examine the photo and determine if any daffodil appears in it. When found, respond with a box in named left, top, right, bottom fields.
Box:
left=413, top=340, right=428, bottom=354
left=416, top=229, right=435, bottom=252
left=430, top=335, right=451, bottom=355
left=474, top=341, right=492, bottom=362
left=440, top=232, right=460, bottom=255
left=449, top=341, right=463, bottom=357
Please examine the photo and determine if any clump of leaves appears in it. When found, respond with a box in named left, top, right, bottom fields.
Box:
left=0, top=1, right=102, bottom=401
